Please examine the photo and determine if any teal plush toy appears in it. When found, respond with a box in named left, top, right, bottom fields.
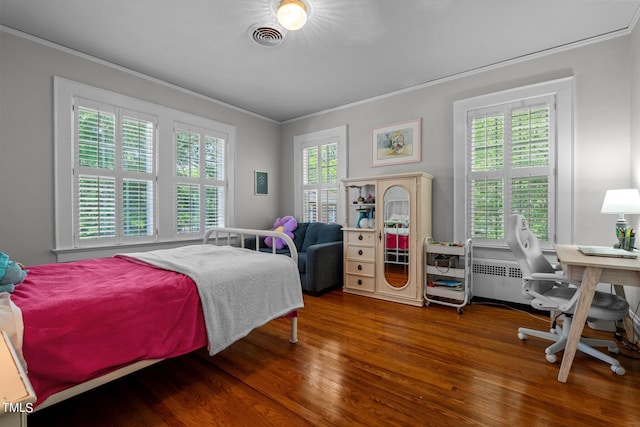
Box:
left=0, top=252, right=27, bottom=293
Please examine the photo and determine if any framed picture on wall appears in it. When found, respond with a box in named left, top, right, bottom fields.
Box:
left=371, top=118, right=421, bottom=167
left=255, top=170, right=268, bottom=195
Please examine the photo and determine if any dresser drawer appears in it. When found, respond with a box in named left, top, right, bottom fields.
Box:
left=345, top=230, right=375, bottom=246
left=345, top=260, right=375, bottom=276
left=346, top=245, right=374, bottom=261
left=344, top=274, right=375, bottom=291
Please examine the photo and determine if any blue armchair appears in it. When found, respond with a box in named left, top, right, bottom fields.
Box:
left=245, top=222, right=343, bottom=295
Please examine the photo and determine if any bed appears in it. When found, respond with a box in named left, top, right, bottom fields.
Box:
left=384, top=201, right=410, bottom=266
left=1, top=227, right=304, bottom=411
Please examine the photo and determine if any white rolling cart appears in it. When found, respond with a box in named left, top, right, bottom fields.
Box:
left=424, top=238, right=472, bottom=314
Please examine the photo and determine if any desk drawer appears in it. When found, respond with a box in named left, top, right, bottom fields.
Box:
left=346, top=260, right=375, bottom=276
left=345, top=231, right=375, bottom=246
left=346, top=245, right=374, bottom=261
left=344, top=274, right=375, bottom=291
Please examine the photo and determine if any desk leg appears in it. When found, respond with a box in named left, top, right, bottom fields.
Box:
left=557, top=266, right=601, bottom=383
left=613, top=284, right=637, bottom=345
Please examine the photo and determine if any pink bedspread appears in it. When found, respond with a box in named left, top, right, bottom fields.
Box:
left=10, top=257, right=207, bottom=407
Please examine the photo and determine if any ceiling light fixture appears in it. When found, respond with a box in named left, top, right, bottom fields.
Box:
left=277, top=0, right=308, bottom=31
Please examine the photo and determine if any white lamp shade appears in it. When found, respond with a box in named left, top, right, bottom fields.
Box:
left=277, top=0, right=307, bottom=31
left=600, top=189, right=640, bottom=214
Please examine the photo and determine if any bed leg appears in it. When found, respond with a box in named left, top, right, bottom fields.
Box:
left=289, top=317, right=298, bottom=344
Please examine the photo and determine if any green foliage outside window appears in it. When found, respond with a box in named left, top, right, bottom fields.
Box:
left=175, top=129, right=226, bottom=233
left=77, top=109, right=115, bottom=170
left=302, top=143, right=338, bottom=222
left=76, top=107, right=154, bottom=240
left=469, top=106, right=551, bottom=241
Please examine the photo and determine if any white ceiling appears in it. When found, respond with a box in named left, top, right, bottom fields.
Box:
left=1, top=0, right=639, bottom=122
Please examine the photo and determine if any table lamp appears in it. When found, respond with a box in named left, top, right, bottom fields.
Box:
left=601, top=188, right=640, bottom=249
left=601, top=189, right=640, bottom=227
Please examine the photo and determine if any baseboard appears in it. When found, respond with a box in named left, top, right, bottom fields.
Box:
left=470, top=296, right=537, bottom=314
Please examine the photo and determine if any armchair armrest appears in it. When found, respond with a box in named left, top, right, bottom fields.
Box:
left=529, top=272, right=581, bottom=287
left=305, top=241, right=344, bottom=294
left=524, top=272, right=582, bottom=312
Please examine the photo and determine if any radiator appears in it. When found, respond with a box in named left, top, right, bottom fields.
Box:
left=472, top=258, right=528, bottom=304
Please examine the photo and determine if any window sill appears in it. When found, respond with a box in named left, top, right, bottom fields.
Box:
left=469, top=242, right=558, bottom=265
left=52, top=239, right=202, bottom=262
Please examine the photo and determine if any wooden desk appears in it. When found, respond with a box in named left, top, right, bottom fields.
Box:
left=554, top=244, right=640, bottom=383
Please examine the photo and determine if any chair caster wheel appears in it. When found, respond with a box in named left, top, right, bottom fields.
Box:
left=546, top=353, right=558, bottom=364
left=517, top=332, right=527, bottom=340
left=611, top=365, right=625, bottom=376
left=457, top=307, right=463, bottom=314
left=607, top=346, right=619, bottom=354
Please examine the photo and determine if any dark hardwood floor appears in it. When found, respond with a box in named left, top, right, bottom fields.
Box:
left=29, top=290, right=640, bottom=426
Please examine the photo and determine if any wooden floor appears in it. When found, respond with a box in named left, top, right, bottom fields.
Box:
left=30, top=290, right=640, bottom=426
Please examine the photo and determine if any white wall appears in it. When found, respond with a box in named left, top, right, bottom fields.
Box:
left=281, top=28, right=639, bottom=314
left=281, top=34, right=634, bottom=249
left=0, top=30, right=283, bottom=265
left=1, top=24, right=638, bottom=276
left=628, top=22, right=640, bottom=314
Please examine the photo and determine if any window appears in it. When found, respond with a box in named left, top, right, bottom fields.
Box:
left=301, top=143, right=338, bottom=222
left=54, top=77, right=235, bottom=254
left=294, top=126, right=347, bottom=224
left=468, top=98, right=555, bottom=243
left=175, top=124, right=226, bottom=236
left=74, top=99, right=156, bottom=246
left=453, top=78, right=574, bottom=248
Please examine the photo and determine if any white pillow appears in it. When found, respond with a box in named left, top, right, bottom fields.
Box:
left=0, top=292, right=26, bottom=370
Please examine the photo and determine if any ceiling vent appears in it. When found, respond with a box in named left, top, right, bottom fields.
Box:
left=249, top=24, right=286, bottom=47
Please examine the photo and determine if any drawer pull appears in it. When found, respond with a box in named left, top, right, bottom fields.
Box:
left=358, top=249, right=363, bottom=255
left=358, top=234, right=363, bottom=240
left=357, top=279, right=363, bottom=285
left=357, top=264, right=363, bottom=271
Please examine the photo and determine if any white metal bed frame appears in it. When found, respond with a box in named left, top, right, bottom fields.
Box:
left=34, top=227, right=300, bottom=411
left=383, top=199, right=410, bottom=267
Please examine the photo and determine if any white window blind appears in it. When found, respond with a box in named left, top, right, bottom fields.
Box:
left=73, top=98, right=156, bottom=246
left=301, top=142, right=338, bottom=223
left=467, top=96, right=555, bottom=245
left=55, top=77, right=237, bottom=256
left=175, top=124, right=226, bottom=236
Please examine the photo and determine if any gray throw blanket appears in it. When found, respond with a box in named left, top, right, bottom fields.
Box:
left=117, top=244, right=303, bottom=355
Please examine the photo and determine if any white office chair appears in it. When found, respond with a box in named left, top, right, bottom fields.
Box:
left=505, top=214, right=628, bottom=375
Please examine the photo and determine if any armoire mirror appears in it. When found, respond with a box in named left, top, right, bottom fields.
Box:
left=382, top=185, right=410, bottom=288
